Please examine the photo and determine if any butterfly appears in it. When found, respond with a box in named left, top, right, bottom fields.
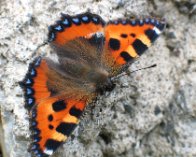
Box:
left=20, top=12, right=166, bottom=157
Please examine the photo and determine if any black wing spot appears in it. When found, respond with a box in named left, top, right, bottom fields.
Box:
left=121, top=34, right=128, bottom=38
left=48, top=114, right=53, bottom=121
left=120, top=51, right=133, bottom=62
left=45, top=139, right=62, bottom=151
left=145, top=29, right=158, bottom=43
left=56, top=122, right=76, bottom=136
left=48, top=125, right=54, bottom=130
left=69, top=106, right=82, bottom=118
left=130, top=33, right=136, bottom=38
left=109, top=38, right=120, bottom=50
left=132, top=39, right=148, bottom=56
left=52, top=100, right=67, bottom=112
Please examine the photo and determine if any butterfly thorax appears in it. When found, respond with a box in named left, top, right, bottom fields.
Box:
left=84, top=66, right=115, bottom=94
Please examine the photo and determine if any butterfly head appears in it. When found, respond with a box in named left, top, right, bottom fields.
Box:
left=95, top=77, right=116, bottom=95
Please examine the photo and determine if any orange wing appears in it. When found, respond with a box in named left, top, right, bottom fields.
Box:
left=20, top=57, right=90, bottom=157
left=20, top=57, right=51, bottom=110
left=30, top=97, right=86, bottom=156
left=48, top=12, right=105, bottom=45
left=104, top=18, right=166, bottom=66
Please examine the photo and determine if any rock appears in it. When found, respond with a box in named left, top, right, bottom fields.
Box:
left=0, top=0, right=196, bottom=157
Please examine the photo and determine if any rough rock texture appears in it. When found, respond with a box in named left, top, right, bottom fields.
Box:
left=0, top=0, right=196, bottom=157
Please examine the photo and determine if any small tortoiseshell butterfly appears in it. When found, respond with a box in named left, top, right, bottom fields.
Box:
left=20, top=12, right=166, bottom=157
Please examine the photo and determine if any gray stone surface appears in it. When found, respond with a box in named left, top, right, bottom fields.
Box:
left=0, top=0, right=196, bottom=157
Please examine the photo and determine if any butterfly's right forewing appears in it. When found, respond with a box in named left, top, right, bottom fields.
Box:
left=103, top=18, right=166, bottom=75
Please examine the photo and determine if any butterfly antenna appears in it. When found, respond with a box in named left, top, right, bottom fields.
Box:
left=129, top=64, right=157, bottom=74
left=114, top=64, right=157, bottom=80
